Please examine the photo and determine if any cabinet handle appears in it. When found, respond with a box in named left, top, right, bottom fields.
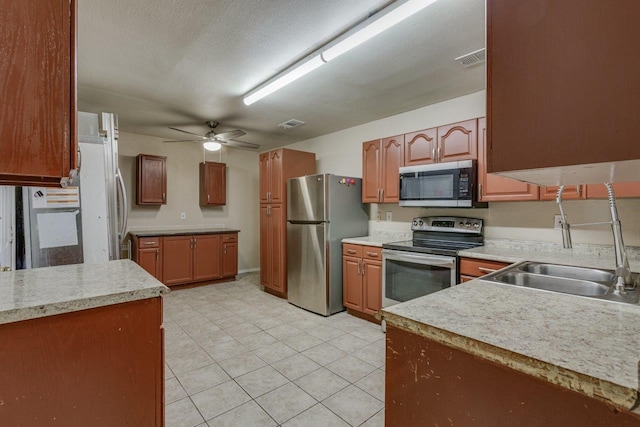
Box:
left=162, top=192, right=166, bottom=202
left=437, top=147, right=441, bottom=162
left=143, top=241, right=156, bottom=246
left=357, top=261, right=361, bottom=275
left=193, top=239, right=197, bottom=249
left=155, top=249, right=158, bottom=260
left=377, top=188, right=381, bottom=202
left=478, top=267, right=498, bottom=274
left=208, top=194, right=210, bottom=202
left=366, top=251, right=378, bottom=257
left=347, top=249, right=357, bottom=254
left=362, top=262, right=366, bottom=276
left=224, top=247, right=227, bottom=255
left=380, top=188, right=384, bottom=201
left=577, top=185, right=582, bottom=197
left=479, top=183, right=483, bottom=199
left=432, top=147, right=436, bottom=162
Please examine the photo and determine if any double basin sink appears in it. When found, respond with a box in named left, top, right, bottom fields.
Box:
left=480, top=261, right=639, bottom=305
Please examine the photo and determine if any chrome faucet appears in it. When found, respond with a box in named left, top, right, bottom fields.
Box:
left=555, top=184, right=633, bottom=290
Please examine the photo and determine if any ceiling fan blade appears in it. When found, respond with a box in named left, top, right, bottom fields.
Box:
left=214, top=129, right=246, bottom=141
left=168, top=127, right=206, bottom=138
left=163, top=139, right=203, bottom=143
left=223, top=139, right=260, bottom=149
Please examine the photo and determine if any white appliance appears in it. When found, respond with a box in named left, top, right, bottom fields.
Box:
left=23, top=112, right=127, bottom=267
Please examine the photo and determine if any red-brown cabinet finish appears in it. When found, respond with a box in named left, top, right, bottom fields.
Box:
left=404, top=128, right=437, bottom=166
left=540, top=185, right=586, bottom=201
left=361, top=136, right=404, bottom=203
left=131, top=236, right=163, bottom=281
left=363, top=259, right=382, bottom=316
left=342, top=244, right=382, bottom=322
left=222, top=234, right=238, bottom=278
left=343, top=255, right=363, bottom=311
left=477, top=117, right=539, bottom=202
left=437, top=119, right=478, bottom=162
left=192, top=234, right=222, bottom=281
left=0, top=298, right=164, bottom=426
left=586, top=182, right=640, bottom=199
left=259, top=148, right=315, bottom=297
left=162, top=236, right=193, bottom=285
left=199, top=162, right=226, bottom=206
left=0, top=0, right=78, bottom=187
left=487, top=1, right=640, bottom=173
left=137, top=154, right=167, bottom=205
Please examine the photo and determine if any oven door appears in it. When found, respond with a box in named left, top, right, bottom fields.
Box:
left=382, top=249, right=456, bottom=307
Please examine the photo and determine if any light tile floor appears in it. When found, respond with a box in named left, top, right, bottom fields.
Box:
left=164, top=273, right=385, bottom=427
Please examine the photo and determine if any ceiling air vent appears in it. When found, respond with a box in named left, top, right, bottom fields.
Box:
left=278, top=119, right=305, bottom=129
left=455, top=48, right=486, bottom=68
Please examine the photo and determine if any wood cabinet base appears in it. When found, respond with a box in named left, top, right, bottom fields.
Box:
left=386, top=325, right=640, bottom=426
left=263, top=285, right=287, bottom=299
left=0, top=298, right=164, bottom=426
left=346, top=308, right=380, bottom=325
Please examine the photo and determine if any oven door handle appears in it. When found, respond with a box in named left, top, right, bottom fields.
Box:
left=382, top=250, right=456, bottom=266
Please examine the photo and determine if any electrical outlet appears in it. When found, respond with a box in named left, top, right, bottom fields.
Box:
left=554, top=214, right=564, bottom=229
left=180, top=212, right=186, bottom=220
left=386, top=211, right=392, bottom=221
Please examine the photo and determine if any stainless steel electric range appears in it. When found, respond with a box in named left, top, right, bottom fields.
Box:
left=381, top=216, right=483, bottom=308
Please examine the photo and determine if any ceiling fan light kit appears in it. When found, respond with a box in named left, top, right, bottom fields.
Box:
left=203, top=141, right=222, bottom=151
left=242, top=0, right=439, bottom=106
left=165, top=121, right=260, bottom=150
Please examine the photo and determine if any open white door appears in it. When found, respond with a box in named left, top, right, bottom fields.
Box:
left=0, top=186, right=15, bottom=271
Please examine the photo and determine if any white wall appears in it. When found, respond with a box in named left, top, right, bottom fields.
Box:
left=287, top=90, right=640, bottom=247
left=118, top=133, right=260, bottom=271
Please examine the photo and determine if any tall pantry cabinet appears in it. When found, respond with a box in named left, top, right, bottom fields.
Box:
left=259, top=149, right=315, bottom=298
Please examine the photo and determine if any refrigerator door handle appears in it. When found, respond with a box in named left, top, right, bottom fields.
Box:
left=116, top=169, right=128, bottom=245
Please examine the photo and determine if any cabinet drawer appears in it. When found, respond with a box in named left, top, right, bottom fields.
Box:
left=343, top=244, right=363, bottom=257
left=460, top=258, right=510, bottom=278
left=221, top=233, right=238, bottom=243
left=363, top=246, right=382, bottom=261
left=138, top=237, right=160, bottom=249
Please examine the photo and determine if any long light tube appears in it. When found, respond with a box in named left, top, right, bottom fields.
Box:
left=322, top=0, right=438, bottom=61
left=242, top=0, right=438, bottom=106
left=243, top=55, right=325, bottom=105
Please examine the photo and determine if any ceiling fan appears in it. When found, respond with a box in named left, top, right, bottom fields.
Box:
left=164, top=120, right=260, bottom=150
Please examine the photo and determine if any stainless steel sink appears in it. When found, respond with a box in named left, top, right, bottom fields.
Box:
left=480, top=261, right=639, bottom=305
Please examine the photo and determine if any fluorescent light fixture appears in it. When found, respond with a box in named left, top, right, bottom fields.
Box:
left=242, top=0, right=438, bottom=105
left=203, top=141, right=222, bottom=151
left=322, top=0, right=438, bottom=62
left=243, top=55, right=325, bottom=105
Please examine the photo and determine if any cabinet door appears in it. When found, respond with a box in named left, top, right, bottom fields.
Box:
left=269, top=150, right=284, bottom=204
left=260, top=205, right=271, bottom=287
left=193, top=235, right=222, bottom=281
left=343, top=256, right=363, bottom=311
left=437, top=119, right=478, bottom=162
left=269, top=205, right=286, bottom=293
left=404, top=128, right=437, bottom=166
left=540, top=185, right=586, bottom=201
left=199, top=162, right=226, bottom=206
left=362, top=140, right=381, bottom=203
left=222, top=242, right=238, bottom=278
left=363, top=260, right=382, bottom=316
left=586, top=182, right=640, bottom=199
left=380, top=135, right=404, bottom=202
left=138, top=248, right=162, bottom=281
left=477, top=117, right=539, bottom=202
left=259, top=153, right=270, bottom=203
left=0, top=0, right=77, bottom=187
left=137, top=154, right=167, bottom=205
left=162, top=236, right=192, bottom=285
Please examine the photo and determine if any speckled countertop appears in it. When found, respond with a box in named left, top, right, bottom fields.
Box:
left=381, top=278, right=640, bottom=412
left=129, top=228, right=240, bottom=237
left=342, top=231, right=411, bottom=247
left=0, top=260, right=168, bottom=325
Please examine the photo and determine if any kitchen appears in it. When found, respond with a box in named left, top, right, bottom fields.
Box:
left=2, top=0, right=640, bottom=426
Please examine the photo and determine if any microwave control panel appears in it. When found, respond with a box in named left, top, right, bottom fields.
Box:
left=458, top=172, right=470, bottom=197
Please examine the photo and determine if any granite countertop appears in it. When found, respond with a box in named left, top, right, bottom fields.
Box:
left=381, top=279, right=640, bottom=412
left=460, top=239, right=640, bottom=272
left=0, top=260, right=169, bottom=325
left=129, top=228, right=240, bottom=237
left=342, top=232, right=411, bottom=247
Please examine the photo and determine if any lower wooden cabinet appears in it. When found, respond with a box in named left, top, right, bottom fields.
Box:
left=132, top=232, right=238, bottom=287
left=342, top=243, right=382, bottom=320
left=459, top=257, right=511, bottom=283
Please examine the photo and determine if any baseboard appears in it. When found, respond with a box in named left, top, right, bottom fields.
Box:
left=238, top=267, right=260, bottom=274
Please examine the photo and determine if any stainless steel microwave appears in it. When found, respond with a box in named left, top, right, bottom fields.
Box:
left=398, top=160, right=487, bottom=208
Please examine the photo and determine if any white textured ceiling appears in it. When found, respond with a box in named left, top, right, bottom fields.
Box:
left=77, top=0, right=486, bottom=150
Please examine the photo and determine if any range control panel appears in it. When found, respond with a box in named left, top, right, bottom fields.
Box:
left=411, top=216, right=483, bottom=233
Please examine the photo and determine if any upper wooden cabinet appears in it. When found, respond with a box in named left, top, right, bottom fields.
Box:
left=477, top=117, right=539, bottom=202
left=362, top=136, right=404, bottom=203
left=259, top=148, right=315, bottom=204
left=585, top=182, right=640, bottom=199
left=0, top=0, right=78, bottom=187
left=199, top=162, right=226, bottom=206
left=136, top=154, right=167, bottom=205
left=487, top=1, right=640, bottom=175
left=404, top=120, right=477, bottom=166
left=539, top=185, right=586, bottom=201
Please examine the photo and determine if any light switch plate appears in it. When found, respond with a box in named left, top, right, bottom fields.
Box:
left=386, top=211, right=392, bottom=221
left=180, top=212, right=186, bottom=220
left=554, top=214, right=564, bottom=229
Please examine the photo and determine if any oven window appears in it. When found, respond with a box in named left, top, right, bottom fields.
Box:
left=385, top=258, right=452, bottom=303
left=401, top=174, right=454, bottom=199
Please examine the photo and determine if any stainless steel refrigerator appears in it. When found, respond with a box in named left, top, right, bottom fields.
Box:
left=287, top=174, right=368, bottom=316
left=23, top=112, right=128, bottom=267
